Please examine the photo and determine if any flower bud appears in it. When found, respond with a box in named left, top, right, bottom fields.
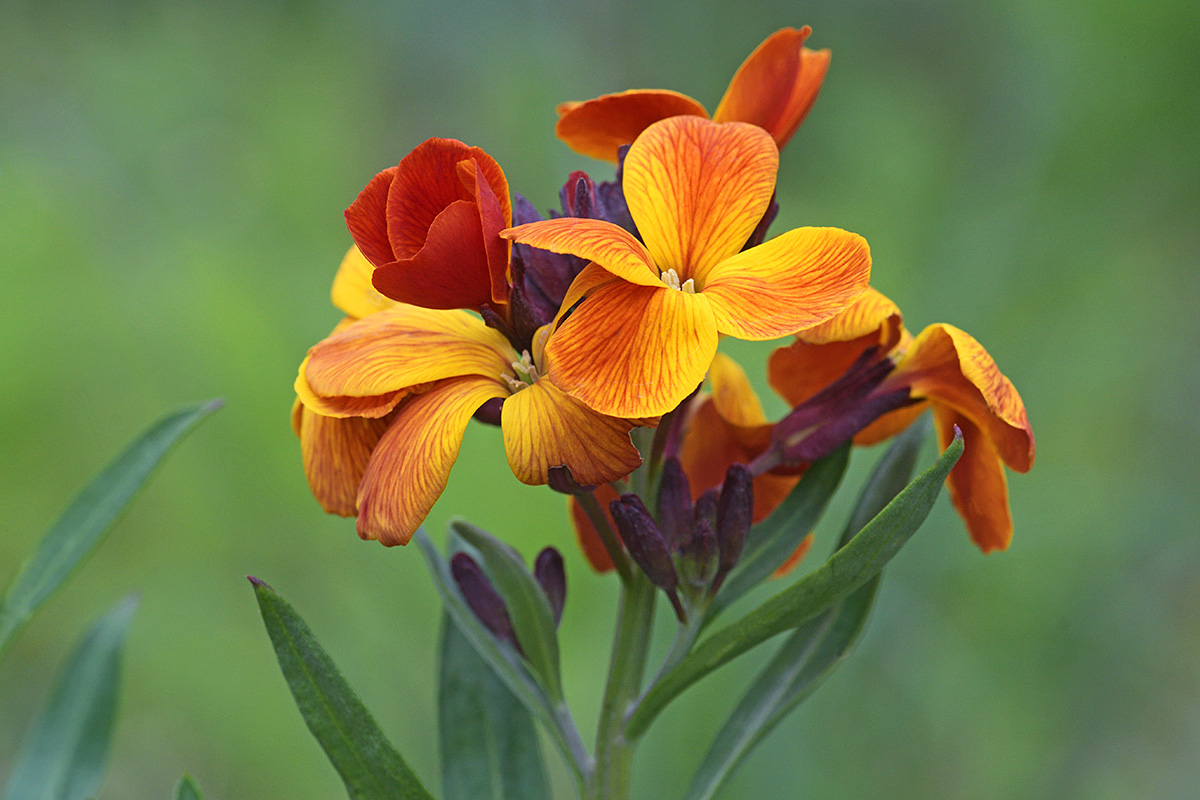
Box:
left=678, top=516, right=718, bottom=589
left=608, top=495, right=678, bottom=593
left=692, top=488, right=719, bottom=535
left=716, top=463, right=754, bottom=577
left=450, top=552, right=517, bottom=649
left=472, top=397, right=504, bottom=427
left=657, top=457, right=693, bottom=547
left=547, top=465, right=596, bottom=495
left=534, top=547, right=566, bottom=626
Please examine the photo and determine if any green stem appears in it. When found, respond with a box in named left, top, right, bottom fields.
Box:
left=577, top=490, right=634, bottom=584
left=586, top=574, right=657, bottom=800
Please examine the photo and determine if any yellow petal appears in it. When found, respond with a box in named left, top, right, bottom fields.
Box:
left=795, top=286, right=902, bottom=348
left=935, top=407, right=1013, bottom=552
left=623, top=116, right=778, bottom=284
left=708, top=352, right=768, bottom=427
left=502, top=379, right=642, bottom=486
left=702, top=227, right=871, bottom=340
left=331, top=245, right=396, bottom=320
left=356, top=376, right=507, bottom=545
left=501, top=218, right=661, bottom=288
left=297, top=401, right=392, bottom=517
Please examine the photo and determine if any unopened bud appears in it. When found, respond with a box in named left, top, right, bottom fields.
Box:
left=473, top=397, right=504, bottom=427
left=547, top=465, right=596, bottom=495
left=716, top=464, right=754, bottom=576
left=657, top=458, right=692, bottom=547
left=450, top=552, right=517, bottom=649
left=534, top=547, right=566, bottom=626
left=608, top=494, right=678, bottom=592
left=679, top=516, right=718, bottom=588
left=693, top=488, right=719, bottom=534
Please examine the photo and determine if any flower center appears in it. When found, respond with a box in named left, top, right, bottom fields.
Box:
left=502, top=349, right=540, bottom=393
left=660, top=268, right=696, bottom=294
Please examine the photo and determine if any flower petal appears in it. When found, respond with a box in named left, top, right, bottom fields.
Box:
left=555, top=90, right=710, bottom=162
left=331, top=245, right=396, bottom=320
left=462, top=158, right=513, bottom=306
left=795, top=286, right=902, bottom=347
left=502, top=218, right=661, bottom=288
left=708, top=352, right=768, bottom=428
left=703, top=227, right=871, bottom=340
left=712, top=27, right=831, bottom=149
left=297, top=401, right=392, bottom=516
left=344, top=166, right=398, bottom=267
left=892, top=323, right=1035, bottom=472
left=934, top=407, right=1014, bottom=552
left=624, top=116, right=778, bottom=283
left=502, top=379, right=642, bottom=486
left=768, top=335, right=881, bottom=408
left=300, top=305, right=514, bottom=402
left=568, top=485, right=621, bottom=572
left=357, top=376, right=507, bottom=545
left=545, top=280, right=719, bottom=417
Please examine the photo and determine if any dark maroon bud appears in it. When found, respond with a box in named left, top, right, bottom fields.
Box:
left=473, top=397, right=504, bottom=427
left=785, top=389, right=917, bottom=463
left=547, top=465, right=596, bottom=495
left=716, top=464, right=754, bottom=576
left=608, top=494, right=678, bottom=592
left=450, top=552, right=517, bottom=649
left=772, top=347, right=892, bottom=450
left=657, top=458, right=693, bottom=547
left=693, top=488, right=719, bottom=532
left=534, top=547, right=567, bottom=626
left=679, top=516, right=718, bottom=589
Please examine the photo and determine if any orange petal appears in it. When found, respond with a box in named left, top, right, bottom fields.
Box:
left=545, top=279, right=719, bottom=417
left=934, top=407, right=1013, bottom=553
left=567, top=485, right=621, bottom=572
left=852, top=402, right=929, bottom=447
left=297, top=401, right=392, bottom=516
left=703, top=227, right=871, bottom=340
left=708, top=352, right=768, bottom=427
left=891, top=323, right=1035, bottom=472
left=502, top=379, right=642, bottom=486
left=501, top=218, right=661, bottom=288
left=555, top=90, right=710, bottom=162
left=344, top=166, right=398, bottom=267
left=331, top=245, right=396, bottom=320
left=713, top=27, right=831, bottom=149
left=796, top=286, right=902, bottom=348
left=357, top=376, right=506, bottom=545
left=768, top=334, right=880, bottom=408
left=462, top=158, right=513, bottom=306
left=624, top=116, right=778, bottom=284
left=299, top=306, right=513, bottom=405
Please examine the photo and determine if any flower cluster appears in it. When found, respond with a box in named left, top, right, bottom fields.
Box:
left=293, top=25, right=1034, bottom=567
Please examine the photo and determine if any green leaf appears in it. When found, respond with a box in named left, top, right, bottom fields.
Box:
left=684, top=417, right=932, bottom=800
left=2, top=596, right=137, bottom=800
left=449, top=521, right=562, bottom=702
left=415, top=531, right=588, bottom=788
left=0, top=400, right=221, bottom=658
left=251, top=579, right=435, bottom=800
left=707, top=444, right=850, bottom=621
left=625, top=427, right=962, bottom=740
left=173, top=775, right=205, bottom=800
left=438, top=614, right=551, bottom=800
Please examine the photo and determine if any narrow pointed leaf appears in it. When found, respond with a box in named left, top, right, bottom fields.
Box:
left=0, top=400, right=221, bottom=658
left=685, top=416, right=932, bottom=800
left=174, top=775, right=205, bottom=800
left=626, top=429, right=962, bottom=740
left=2, top=596, right=137, bottom=800
left=707, top=444, right=850, bottom=621
left=449, top=521, right=563, bottom=702
left=251, top=579, right=435, bottom=800
left=439, top=614, right=551, bottom=800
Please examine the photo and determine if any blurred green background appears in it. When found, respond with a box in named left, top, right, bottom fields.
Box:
left=2, top=0, right=1197, bottom=797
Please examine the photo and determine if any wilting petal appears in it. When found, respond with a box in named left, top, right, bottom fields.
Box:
left=892, top=323, right=1034, bottom=472
left=568, top=485, right=622, bottom=573
left=357, top=376, right=507, bottom=545
left=703, top=227, right=871, bottom=340
left=297, top=402, right=392, bottom=516
left=769, top=335, right=880, bottom=408
left=713, top=27, right=831, bottom=149
left=796, top=286, right=902, bottom=347
left=300, top=306, right=513, bottom=402
left=331, top=246, right=396, bottom=320
left=545, top=279, right=719, bottom=417
left=502, top=379, right=641, bottom=486
left=344, top=167, right=398, bottom=267
left=934, top=408, right=1013, bottom=553
left=555, top=89, right=710, bottom=162
left=502, top=218, right=661, bottom=288
left=624, top=116, right=778, bottom=283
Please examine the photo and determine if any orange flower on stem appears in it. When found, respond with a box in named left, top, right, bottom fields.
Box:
left=293, top=247, right=642, bottom=546
left=556, top=27, right=831, bottom=162
left=768, top=289, right=1036, bottom=552
left=503, top=115, right=871, bottom=418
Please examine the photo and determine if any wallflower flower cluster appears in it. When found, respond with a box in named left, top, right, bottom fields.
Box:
left=293, top=26, right=1035, bottom=570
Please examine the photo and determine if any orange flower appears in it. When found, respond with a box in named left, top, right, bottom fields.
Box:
left=556, top=27, right=830, bottom=162
left=769, top=289, right=1036, bottom=552
left=503, top=116, right=871, bottom=418
left=294, top=247, right=642, bottom=546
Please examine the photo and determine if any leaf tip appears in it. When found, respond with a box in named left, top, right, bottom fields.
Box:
left=247, top=575, right=269, bottom=589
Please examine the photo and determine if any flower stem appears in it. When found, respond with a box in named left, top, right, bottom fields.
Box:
left=577, top=490, right=634, bottom=584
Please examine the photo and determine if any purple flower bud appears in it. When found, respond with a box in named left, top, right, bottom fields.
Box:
left=547, top=465, right=596, bottom=495
left=473, top=397, right=504, bottom=427
left=534, top=547, right=566, bottom=626
left=608, top=494, right=678, bottom=592
left=716, top=464, right=754, bottom=576
left=679, top=516, right=718, bottom=588
left=693, top=488, right=719, bottom=533
left=657, top=458, right=693, bottom=547
left=450, top=552, right=517, bottom=650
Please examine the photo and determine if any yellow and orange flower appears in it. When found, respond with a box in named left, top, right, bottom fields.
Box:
left=556, top=27, right=830, bottom=162
left=502, top=115, right=871, bottom=419
left=293, top=247, right=642, bottom=546
left=769, top=289, right=1036, bottom=552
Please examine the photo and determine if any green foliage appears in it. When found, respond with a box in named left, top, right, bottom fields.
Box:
left=2, top=597, right=137, bottom=800
left=251, top=579, right=435, bottom=800
left=438, top=614, right=550, bottom=800
left=173, top=775, right=205, bottom=800
left=0, top=400, right=221, bottom=658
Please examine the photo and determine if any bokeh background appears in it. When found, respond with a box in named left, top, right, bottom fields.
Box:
left=2, top=0, right=1198, bottom=797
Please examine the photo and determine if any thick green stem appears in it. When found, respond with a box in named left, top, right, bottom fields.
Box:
left=586, top=574, right=657, bottom=800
